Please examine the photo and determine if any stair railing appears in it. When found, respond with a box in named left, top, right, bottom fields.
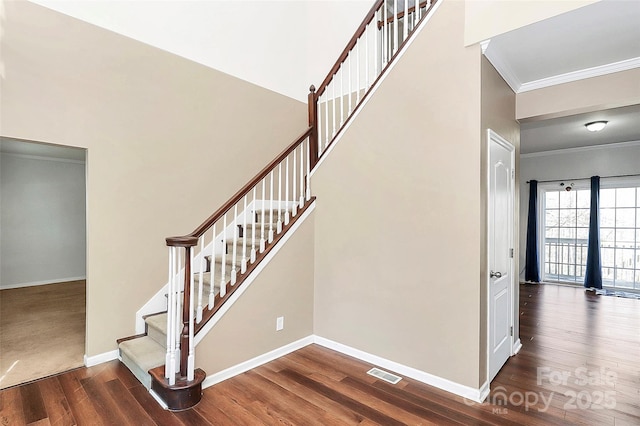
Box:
left=309, top=0, right=437, bottom=166
left=164, top=127, right=314, bottom=385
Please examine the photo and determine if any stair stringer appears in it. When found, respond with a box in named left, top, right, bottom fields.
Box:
left=134, top=199, right=299, bottom=333
left=310, top=0, right=442, bottom=177
left=193, top=199, right=316, bottom=346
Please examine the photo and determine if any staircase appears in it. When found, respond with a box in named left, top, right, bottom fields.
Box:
left=116, top=0, right=439, bottom=411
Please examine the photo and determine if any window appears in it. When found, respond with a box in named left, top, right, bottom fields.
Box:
left=540, top=178, right=640, bottom=290
left=542, top=187, right=590, bottom=283
left=600, top=185, right=640, bottom=289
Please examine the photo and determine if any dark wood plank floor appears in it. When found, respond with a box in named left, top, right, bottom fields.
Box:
left=1, top=283, right=638, bottom=425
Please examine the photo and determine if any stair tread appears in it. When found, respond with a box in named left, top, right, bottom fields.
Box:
left=119, top=336, right=166, bottom=372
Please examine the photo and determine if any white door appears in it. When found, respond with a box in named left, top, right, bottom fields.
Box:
left=488, top=130, right=514, bottom=382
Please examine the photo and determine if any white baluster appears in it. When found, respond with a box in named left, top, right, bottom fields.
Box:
left=292, top=148, right=298, bottom=217
left=277, top=163, right=283, bottom=233
left=394, top=0, right=398, bottom=56
left=366, top=23, right=370, bottom=90
left=260, top=179, right=266, bottom=251
left=187, top=248, right=195, bottom=381
left=241, top=195, right=247, bottom=274
left=404, top=0, right=408, bottom=40
left=306, top=138, right=311, bottom=202
left=251, top=188, right=257, bottom=262
left=383, top=2, right=388, bottom=65
left=332, top=78, right=337, bottom=137
left=340, top=67, right=345, bottom=126
left=269, top=171, right=274, bottom=243
left=356, top=39, right=361, bottom=105
left=231, top=205, right=238, bottom=285
left=348, top=53, right=352, bottom=115
left=324, top=91, right=329, bottom=148
left=208, top=223, right=216, bottom=308
left=166, top=247, right=175, bottom=380
left=299, top=141, right=305, bottom=208
left=284, top=157, right=290, bottom=226
left=220, top=213, right=227, bottom=296
left=196, top=236, right=204, bottom=323
left=317, top=94, right=323, bottom=156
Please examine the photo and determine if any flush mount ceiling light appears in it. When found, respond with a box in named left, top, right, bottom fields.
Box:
left=585, top=121, right=608, bottom=132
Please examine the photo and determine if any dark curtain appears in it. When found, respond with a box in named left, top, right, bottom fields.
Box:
left=584, top=176, right=603, bottom=289
left=525, top=180, right=541, bottom=282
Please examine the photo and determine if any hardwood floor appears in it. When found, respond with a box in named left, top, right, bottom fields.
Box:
left=1, top=283, right=638, bottom=425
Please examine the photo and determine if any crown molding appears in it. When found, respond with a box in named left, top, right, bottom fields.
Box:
left=482, top=44, right=522, bottom=93
left=518, top=57, right=640, bottom=93
left=521, top=139, right=640, bottom=158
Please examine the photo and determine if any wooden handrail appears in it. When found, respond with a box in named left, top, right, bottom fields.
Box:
left=377, top=0, right=429, bottom=28
left=316, top=0, right=385, bottom=97
left=166, top=126, right=313, bottom=246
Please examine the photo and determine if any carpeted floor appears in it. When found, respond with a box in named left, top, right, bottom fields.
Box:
left=0, top=280, right=85, bottom=389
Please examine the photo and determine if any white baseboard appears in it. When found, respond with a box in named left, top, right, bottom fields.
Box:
left=478, top=381, right=490, bottom=402
left=0, top=276, right=86, bottom=290
left=201, top=336, right=314, bottom=389
left=84, top=349, right=119, bottom=367
left=512, top=338, right=523, bottom=355
left=313, top=336, right=488, bottom=403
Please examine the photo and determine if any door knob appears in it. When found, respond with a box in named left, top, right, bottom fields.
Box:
left=490, top=271, right=502, bottom=278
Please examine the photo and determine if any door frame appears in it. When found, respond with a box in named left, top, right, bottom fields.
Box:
left=485, top=129, right=519, bottom=385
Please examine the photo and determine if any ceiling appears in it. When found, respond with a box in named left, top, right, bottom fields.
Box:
left=0, top=138, right=86, bottom=161
left=483, top=0, right=640, bottom=154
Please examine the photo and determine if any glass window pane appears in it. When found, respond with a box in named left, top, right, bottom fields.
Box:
left=602, top=267, right=614, bottom=282
left=616, top=229, right=636, bottom=247
left=560, top=190, right=576, bottom=208
left=576, top=227, right=589, bottom=240
left=616, top=188, right=636, bottom=208
left=616, top=208, right=635, bottom=228
left=601, top=208, right=615, bottom=227
left=616, top=248, right=635, bottom=268
left=576, top=190, right=590, bottom=208
left=560, top=227, right=576, bottom=240
left=615, top=269, right=634, bottom=289
left=545, top=191, right=559, bottom=208
left=600, top=188, right=616, bottom=208
left=601, top=248, right=615, bottom=268
left=560, top=209, right=575, bottom=227
left=546, top=210, right=559, bottom=227
left=576, top=209, right=590, bottom=227
left=546, top=227, right=558, bottom=239
left=600, top=228, right=615, bottom=245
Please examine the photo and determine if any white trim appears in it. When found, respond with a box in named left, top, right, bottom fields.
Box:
left=313, top=336, right=488, bottom=403
left=201, top=336, right=314, bottom=389
left=479, top=39, right=491, bottom=54
left=84, top=349, right=119, bottom=367
left=0, top=151, right=85, bottom=164
left=521, top=139, right=640, bottom=158
left=0, top=276, right=87, bottom=290
left=482, top=45, right=521, bottom=93
left=193, top=201, right=316, bottom=345
left=518, top=57, right=640, bottom=93
left=149, top=389, right=169, bottom=410
left=512, top=338, right=523, bottom=355
left=478, top=381, right=490, bottom=403
left=310, top=0, right=442, bottom=176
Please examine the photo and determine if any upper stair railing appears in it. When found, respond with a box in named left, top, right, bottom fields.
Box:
left=309, top=0, right=437, bottom=165
left=160, top=0, right=438, bottom=389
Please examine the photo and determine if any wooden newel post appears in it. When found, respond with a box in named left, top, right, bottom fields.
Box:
left=308, top=85, right=319, bottom=168
left=166, top=235, right=198, bottom=379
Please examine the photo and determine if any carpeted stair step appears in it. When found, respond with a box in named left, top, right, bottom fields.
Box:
left=145, top=313, right=168, bottom=347
left=119, top=336, right=166, bottom=389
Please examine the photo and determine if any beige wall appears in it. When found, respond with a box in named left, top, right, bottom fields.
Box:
left=312, top=0, right=483, bottom=389
left=196, top=212, right=314, bottom=374
left=464, top=0, right=598, bottom=46
left=480, top=57, right=520, bottom=386
left=516, top=68, right=640, bottom=121
left=1, top=1, right=306, bottom=356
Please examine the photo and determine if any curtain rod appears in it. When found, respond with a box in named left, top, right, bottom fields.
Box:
left=526, top=173, right=640, bottom=184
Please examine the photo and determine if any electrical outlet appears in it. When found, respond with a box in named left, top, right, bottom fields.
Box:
left=276, top=316, right=284, bottom=331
